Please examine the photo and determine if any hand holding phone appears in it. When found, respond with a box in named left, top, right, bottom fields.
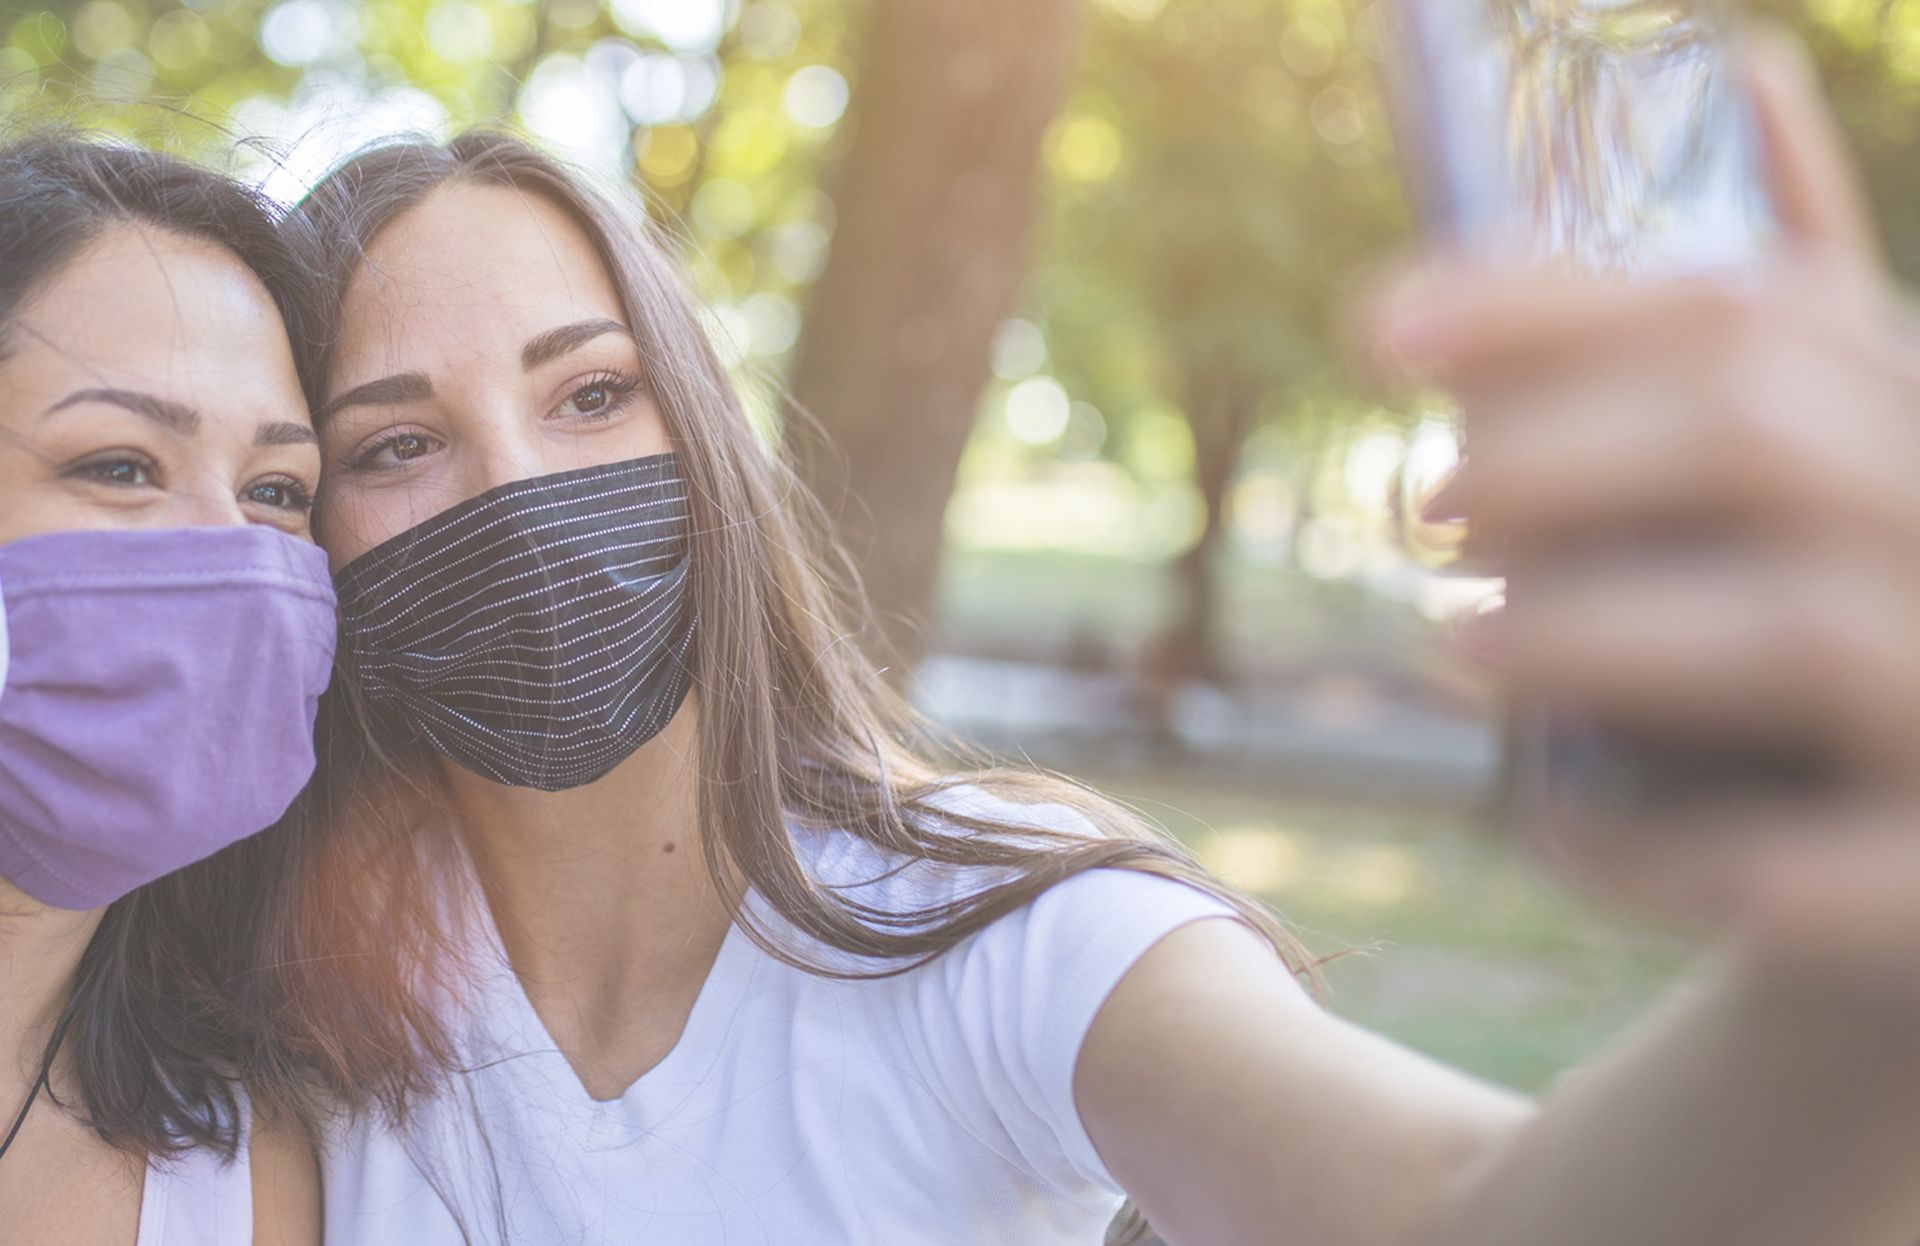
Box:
left=1381, top=0, right=1839, bottom=821
left=1364, top=30, right=1920, bottom=1005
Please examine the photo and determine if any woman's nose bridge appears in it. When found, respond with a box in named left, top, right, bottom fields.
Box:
left=175, top=483, right=248, bottom=528
left=467, top=437, right=542, bottom=495
left=460, top=395, right=549, bottom=494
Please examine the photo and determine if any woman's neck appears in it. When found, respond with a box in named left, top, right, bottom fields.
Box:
left=0, top=878, right=98, bottom=1093
left=443, top=697, right=732, bottom=1097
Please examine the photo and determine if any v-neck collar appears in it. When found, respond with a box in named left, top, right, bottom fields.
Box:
left=468, top=905, right=761, bottom=1127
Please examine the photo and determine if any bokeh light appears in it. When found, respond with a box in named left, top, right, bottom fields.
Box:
left=1004, top=377, right=1072, bottom=446
left=610, top=0, right=728, bottom=53
left=781, top=64, right=846, bottom=128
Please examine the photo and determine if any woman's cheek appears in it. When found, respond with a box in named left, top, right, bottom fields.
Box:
left=315, top=492, right=388, bottom=570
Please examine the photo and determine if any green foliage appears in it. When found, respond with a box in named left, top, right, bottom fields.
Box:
left=1105, top=769, right=1684, bottom=1092
left=0, top=0, right=852, bottom=328
left=1038, top=0, right=1407, bottom=450
left=1035, top=0, right=1920, bottom=481
left=7, top=0, right=1919, bottom=487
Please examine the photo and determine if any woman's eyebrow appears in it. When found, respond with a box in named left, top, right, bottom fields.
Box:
left=521, top=319, right=631, bottom=371
left=46, top=387, right=200, bottom=436
left=256, top=420, right=319, bottom=447
left=316, top=372, right=434, bottom=424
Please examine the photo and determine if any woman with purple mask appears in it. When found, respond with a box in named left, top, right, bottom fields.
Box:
left=0, top=136, right=333, bottom=1245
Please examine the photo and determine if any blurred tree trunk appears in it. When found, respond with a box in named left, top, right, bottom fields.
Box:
left=1160, top=370, right=1262, bottom=683
left=787, top=0, right=1084, bottom=673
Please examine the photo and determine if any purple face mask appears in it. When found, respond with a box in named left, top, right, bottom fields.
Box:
left=0, top=526, right=337, bottom=910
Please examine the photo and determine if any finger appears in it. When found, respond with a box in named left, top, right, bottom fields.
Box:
left=1723, top=801, right=1920, bottom=990
left=1458, top=358, right=1920, bottom=551
left=1501, top=548, right=1920, bottom=772
left=1547, top=795, right=1920, bottom=1007
left=1460, top=370, right=1721, bottom=541
left=1360, top=260, right=1648, bottom=384
left=1524, top=793, right=1910, bottom=954
left=1360, top=256, right=1806, bottom=391
left=1519, top=798, right=1759, bottom=931
left=1742, top=26, right=1883, bottom=268
left=1504, top=552, right=1801, bottom=737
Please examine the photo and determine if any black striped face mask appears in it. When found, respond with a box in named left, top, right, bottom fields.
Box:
left=334, top=455, right=697, bottom=791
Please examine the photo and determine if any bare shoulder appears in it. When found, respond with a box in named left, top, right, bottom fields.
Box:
left=249, top=1111, right=322, bottom=1246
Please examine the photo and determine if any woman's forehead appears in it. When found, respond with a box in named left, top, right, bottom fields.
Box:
left=24, top=225, right=278, bottom=345
left=2, top=226, right=302, bottom=424
left=341, top=184, right=623, bottom=328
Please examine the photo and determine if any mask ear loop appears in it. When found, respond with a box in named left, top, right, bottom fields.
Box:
left=0, top=1001, right=76, bottom=1163
left=0, top=574, right=15, bottom=936
left=0, top=570, right=11, bottom=705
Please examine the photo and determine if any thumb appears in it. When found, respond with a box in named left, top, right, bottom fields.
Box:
left=1742, top=25, right=1883, bottom=268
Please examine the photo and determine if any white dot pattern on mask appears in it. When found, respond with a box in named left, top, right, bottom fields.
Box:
left=334, top=455, right=698, bottom=791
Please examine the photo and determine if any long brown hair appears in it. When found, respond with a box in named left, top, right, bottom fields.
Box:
left=257, top=132, right=1314, bottom=1148
left=0, top=130, right=326, bottom=1159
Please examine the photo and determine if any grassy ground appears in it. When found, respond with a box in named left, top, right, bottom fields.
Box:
left=1085, top=768, right=1686, bottom=1093
left=938, top=546, right=1687, bottom=1093
left=939, top=546, right=1431, bottom=676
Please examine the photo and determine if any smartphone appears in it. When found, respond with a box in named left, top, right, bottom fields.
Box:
left=1384, top=0, right=1771, bottom=270
left=1379, top=0, right=1835, bottom=818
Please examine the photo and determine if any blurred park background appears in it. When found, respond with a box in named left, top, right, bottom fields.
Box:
left=5, top=0, right=1920, bottom=1092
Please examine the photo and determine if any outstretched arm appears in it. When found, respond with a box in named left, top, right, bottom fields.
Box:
left=1080, top=31, right=1920, bottom=1246
left=1082, top=920, right=1920, bottom=1246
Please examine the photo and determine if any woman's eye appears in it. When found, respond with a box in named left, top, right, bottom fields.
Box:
left=244, top=478, right=315, bottom=512
left=348, top=431, right=442, bottom=472
left=573, top=385, right=613, bottom=415
left=554, top=372, right=641, bottom=422
left=67, top=454, right=158, bottom=488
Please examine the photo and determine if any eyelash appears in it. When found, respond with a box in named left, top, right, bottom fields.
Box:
left=554, top=370, right=645, bottom=424
left=345, top=430, right=440, bottom=474
left=246, top=475, right=317, bottom=513
left=343, top=372, right=646, bottom=473
left=64, top=454, right=315, bottom=513
left=65, top=451, right=160, bottom=489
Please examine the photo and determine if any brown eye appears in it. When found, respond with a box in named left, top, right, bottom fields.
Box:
left=244, top=478, right=315, bottom=511
left=347, top=430, right=444, bottom=473
left=67, top=453, right=159, bottom=488
left=551, top=372, right=641, bottom=423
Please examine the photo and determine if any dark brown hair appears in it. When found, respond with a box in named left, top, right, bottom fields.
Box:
left=258, top=132, right=1315, bottom=1172
left=0, top=130, right=322, bottom=1158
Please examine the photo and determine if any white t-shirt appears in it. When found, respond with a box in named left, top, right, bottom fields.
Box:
left=321, top=791, right=1253, bottom=1244
left=138, top=1098, right=252, bottom=1246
